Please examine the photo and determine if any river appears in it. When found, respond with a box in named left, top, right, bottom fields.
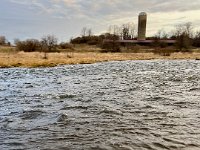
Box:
left=0, top=60, right=200, bottom=150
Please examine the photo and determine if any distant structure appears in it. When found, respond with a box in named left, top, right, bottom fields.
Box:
left=138, top=12, right=147, bottom=41
left=104, top=12, right=176, bottom=44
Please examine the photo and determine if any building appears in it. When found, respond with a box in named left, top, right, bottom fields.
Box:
left=138, top=12, right=147, bottom=41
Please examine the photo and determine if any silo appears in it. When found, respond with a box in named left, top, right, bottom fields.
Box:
left=138, top=12, right=147, bottom=41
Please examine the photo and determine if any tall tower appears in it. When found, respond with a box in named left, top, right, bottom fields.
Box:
left=138, top=12, right=147, bottom=41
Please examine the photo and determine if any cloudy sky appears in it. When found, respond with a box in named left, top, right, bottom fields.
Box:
left=1, top=0, right=200, bottom=42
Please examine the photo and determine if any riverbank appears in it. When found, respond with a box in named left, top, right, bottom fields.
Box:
left=1, top=51, right=200, bottom=68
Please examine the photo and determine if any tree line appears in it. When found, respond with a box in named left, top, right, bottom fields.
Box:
left=70, top=22, right=200, bottom=52
left=152, top=22, right=200, bottom=51
left=1, top=21, right=200, bottom=54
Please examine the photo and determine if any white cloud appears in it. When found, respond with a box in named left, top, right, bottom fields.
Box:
left=3, top=0, right=200, bottom=41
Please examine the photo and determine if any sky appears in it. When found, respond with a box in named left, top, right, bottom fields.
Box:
left=1, top=0, right=200, bottom=42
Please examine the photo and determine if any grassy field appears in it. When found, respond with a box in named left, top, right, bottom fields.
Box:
left=1, top=45, right=200, bottom=68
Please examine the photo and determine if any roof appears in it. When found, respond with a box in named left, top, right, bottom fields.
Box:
left=104, top=39, right=176, bottom=44
left=139, top=12, right=147, bottom=16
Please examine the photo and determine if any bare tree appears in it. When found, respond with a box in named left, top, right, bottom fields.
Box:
left=87, top=28, right=92, bottom=37
left=108, top=25, right=115, bottom=34
left=41, top=35, right=58, bottom=59
left=108, top=23, right=136, bottom=40
left=173, top=22, right=193, bottom=38
left=81, top=27, right=93, bottom=37
left=155, top=29, right=169, bottom=39
left=108, top=25, right=121, bottom=36
left=112, top=25, right=117, bottom=35
left=122, top=24, right=129, bottom=40
left=108, top=25, right=113, bottom=35
left=0, top=36, right=6, bottom=45
left=185, top=22, right=193, bottom=38
left=119, top=23, right=136, bottom=40
left=103, top=27, right=121, bottom=52
left=129, top=23, right=136, bottom=39
left=173, top=22, right=194, bottom=51
left=81, top=27, right=87, bottom=37
left=173, top=22, right=193, bottom=52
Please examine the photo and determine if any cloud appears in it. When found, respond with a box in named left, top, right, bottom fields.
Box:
left=8, top=0, right=200, bottom=21
left=2, top=0, right=200, bottom=42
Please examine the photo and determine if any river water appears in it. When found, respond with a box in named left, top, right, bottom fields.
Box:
left=0, top=60, right=200, bottom=150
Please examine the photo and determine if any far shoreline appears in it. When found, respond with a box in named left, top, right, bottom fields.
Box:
left=1, top=52, right=200, bottom=68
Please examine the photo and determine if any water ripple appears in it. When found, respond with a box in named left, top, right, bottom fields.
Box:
left=0, top=60, right=200, bottom=149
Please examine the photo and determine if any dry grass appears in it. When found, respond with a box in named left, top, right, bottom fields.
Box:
left=1, top=45, right=200, bottom=68
left=0, top=46, right=16, bottom=53
left=1, top=51, right=200, bottom=68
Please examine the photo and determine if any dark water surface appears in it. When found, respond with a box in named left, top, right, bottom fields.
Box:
left=1, top=60, right=200, bottom=150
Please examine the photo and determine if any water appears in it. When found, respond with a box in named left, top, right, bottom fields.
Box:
left=1, top=60, right=200, bottom=150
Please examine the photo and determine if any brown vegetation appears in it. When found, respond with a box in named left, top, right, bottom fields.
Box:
left=0, top=45, right=200, bottom=68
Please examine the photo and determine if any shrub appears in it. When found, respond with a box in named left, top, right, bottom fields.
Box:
left=176, top=32, right=192, bottom=52
left=41, top=35, right=58, bottom=59
left=100, top=41, right=121, bottom=53
left=41, top=35, right=58, bottom=52
left=15, top=39, right=41, bottom=52
left=100, top=34, right=121, bottom=53
left=59, top=42, right=73, bottom=49
left=152, top=48, right=176, bottom=56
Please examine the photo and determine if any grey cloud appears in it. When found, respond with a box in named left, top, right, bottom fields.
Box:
left=9, top=0, right=200, bottom=17
left=150, top=0, right=200, bottom=13
left=9, top=0, right=200, bottom=20
left=4, top=0, right=200, bottom=42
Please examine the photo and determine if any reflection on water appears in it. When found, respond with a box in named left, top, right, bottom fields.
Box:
left=1, top=60, right=200, bottom=150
